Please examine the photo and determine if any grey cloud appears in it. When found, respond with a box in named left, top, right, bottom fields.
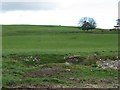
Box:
left=2, top=2, right=58, bottom=11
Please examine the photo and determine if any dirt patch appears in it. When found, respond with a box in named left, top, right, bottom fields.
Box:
left=3, top=84, right=118, bottom=89
left=68, top=77, right=117, bottom=85
left=64, top=53, right=119, bottom=66
left=2, top=84, right=57, bottom=90
left=68, top=78, right=97, bottom=84
left=24, top=67, right=65, bottom=77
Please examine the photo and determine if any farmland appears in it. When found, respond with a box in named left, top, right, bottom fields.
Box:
left=2, top=25, right=119, bottom=88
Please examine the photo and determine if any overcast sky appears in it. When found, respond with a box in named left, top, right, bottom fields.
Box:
left=0, top=0, right=119, bottom=29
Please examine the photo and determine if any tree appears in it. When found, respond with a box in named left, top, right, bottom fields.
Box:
left=78, top=17, right=97, bottom=31
left=117, top=19, right=120, bottom=26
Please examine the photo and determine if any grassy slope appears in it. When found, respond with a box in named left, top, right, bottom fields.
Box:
left=2, top=25, right=118, bottom=88
left=3, top=25, right=118, bottom=54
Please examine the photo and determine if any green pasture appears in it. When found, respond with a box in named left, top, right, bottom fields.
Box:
left=2, top=25, right=119, bottom=88
left=2, top=25, right=118, bottom=55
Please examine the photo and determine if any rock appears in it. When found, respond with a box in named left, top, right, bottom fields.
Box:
left=65, top=69, right=71, bottom=72
left=96, top=60, right=120, bottom=69
left=65, top=62, right=70, bottom=65
left=64, top=54, right=80, bottom=63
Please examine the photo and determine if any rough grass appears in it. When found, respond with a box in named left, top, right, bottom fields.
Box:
left=2, top=58, right=118, bottom=88
left=2, top=25, right=118, bottom=88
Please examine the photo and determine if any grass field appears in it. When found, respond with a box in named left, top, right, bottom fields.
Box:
left=2, top=25, right=119, bottom=88
left=3, top=25, right=118, bottom=54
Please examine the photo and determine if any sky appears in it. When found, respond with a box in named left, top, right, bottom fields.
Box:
left=0, top=0, right=119, bottom=29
